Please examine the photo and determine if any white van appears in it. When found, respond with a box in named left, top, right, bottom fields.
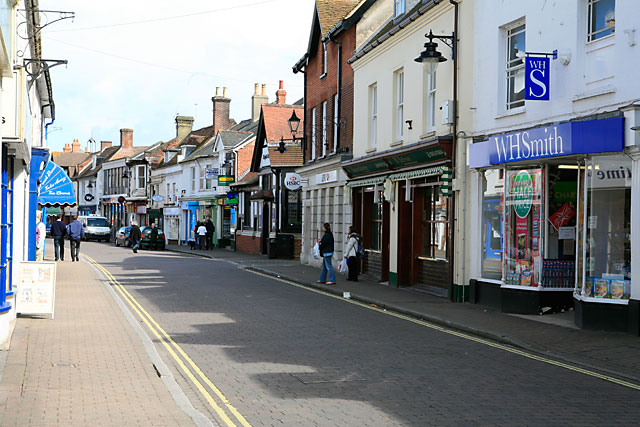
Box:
left=78, top=214, right=111, bottom=242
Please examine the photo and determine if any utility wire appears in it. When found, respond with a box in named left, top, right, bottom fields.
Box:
left=47, top=0, right=281, bottom=32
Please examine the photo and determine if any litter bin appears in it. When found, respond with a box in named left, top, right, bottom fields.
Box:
left=267, top=238, right=277, bottom=259
left=275, top=234, right=294, bottom=259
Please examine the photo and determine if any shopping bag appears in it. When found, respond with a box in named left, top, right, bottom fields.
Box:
left=338, top=258, right=348, bottom=275
left=313, top=242, right=320, bottom=259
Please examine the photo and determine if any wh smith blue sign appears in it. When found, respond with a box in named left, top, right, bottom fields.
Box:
left=525, top=57, right=550, bottom=101
left=468, top=117, right=624, bottom=168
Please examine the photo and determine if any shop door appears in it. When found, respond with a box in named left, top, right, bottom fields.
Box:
left=397, top=182, right=413, bottom=286
left=381, top=200, right=390, bottom=282
left=261, top=203, right=270, bottom=254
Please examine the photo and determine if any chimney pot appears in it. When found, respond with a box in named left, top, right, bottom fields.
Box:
left=254, top=83, right=260, bottom=95
left=216, top=87, right=221, bottom=96
left=261, top=84, right=267, bottom=96
left=275, top=80, right=287, bottom=105
left=223, top=87, right=228, bottom=98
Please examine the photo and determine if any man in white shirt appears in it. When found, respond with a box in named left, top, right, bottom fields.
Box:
left=197, top=222, right=207, bottom=252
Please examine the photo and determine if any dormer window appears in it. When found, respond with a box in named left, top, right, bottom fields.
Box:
left=394, top=0, right=405, bottom=18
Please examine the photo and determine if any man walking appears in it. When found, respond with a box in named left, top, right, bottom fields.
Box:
left=197, top=222, right=207, bottom=252
left=205, top=217, right=215, bottom=250
left=66, top=215, right=84, bottom=262
left=130, top=221, right=141, bottom=253
left=150, top=222, right=159, bottom=250
left=51, top=215, right=67, bottom=261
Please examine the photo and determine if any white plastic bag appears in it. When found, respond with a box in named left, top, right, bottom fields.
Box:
left=313, top=242, right=320, bottom=259
left=338, top=258, right=348, bottom=275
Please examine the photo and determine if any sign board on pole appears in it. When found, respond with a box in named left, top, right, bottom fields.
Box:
left=205, top=168, right=219, bottom=180
left=285, top=173, right=303, bottom=190
left=218, top=175, right=235, bottom=186
left=17, top=262, right=57, bottom=319
left=525, top=57, right=550, bottom=101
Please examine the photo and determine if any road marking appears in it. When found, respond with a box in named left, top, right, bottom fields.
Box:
left=84, top=255, right=251, bottom=427
left=246, top=268, right=640, bottom=392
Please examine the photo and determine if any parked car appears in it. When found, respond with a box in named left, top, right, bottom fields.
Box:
left=78, top=214, right=111, bottom=242
left=140, top=226, right=166, bottom=250
left=115, top=226, right=132, bottom=247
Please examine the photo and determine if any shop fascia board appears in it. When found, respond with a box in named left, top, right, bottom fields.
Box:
left=296, top=155, right=344, bottom=174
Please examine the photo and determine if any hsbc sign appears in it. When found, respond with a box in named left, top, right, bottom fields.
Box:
left=284, top=173, right=302, bottom=191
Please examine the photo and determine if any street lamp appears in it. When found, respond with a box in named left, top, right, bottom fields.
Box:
left=414, top=29, right=454, bottom=73
left=278, top=110, right=304, bottom=154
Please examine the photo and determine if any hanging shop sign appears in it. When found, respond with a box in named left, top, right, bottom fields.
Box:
left=152, top=194, right=164, bottom=202
left=524, top=57, right=550, bottom=101
left=285, top=173, right=303, bottom=190
left=226, top=192, right=239, bottom=205
left=205, top=168, right=219, bottom=180
left=218, top=175, right=235, bottom=186
left=512, top=170, right=534, bottom=218
left=84, top=193, right=94, bottom=202
left=136, top=205, right=147, bottom=214
left=468, top=117, right=624, bottom=168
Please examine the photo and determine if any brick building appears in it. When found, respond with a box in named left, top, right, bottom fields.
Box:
left=292, top=0, right=373, bottom=267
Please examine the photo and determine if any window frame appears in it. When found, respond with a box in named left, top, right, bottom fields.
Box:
left=137, top=165, right=146, bottom=189
left=311, top=107, right=317, bottom=160
left=587, top=0, right=615, bottom=42
left=190, top=166, right=196, bottom=192
left=420, top=185, right=449, bottom=260
left=505, top=21, right=526, bottom=110
left=427, top=67, right=437, bottom=132
left=369, top=84, right=378, bottom=150
left=333, top=93, right=339, bottom=154
left=394, top=0, right=406, bottom=18
left=395, top=69, right=404, bottom=141
left=321, top=100, right=328, bottom=158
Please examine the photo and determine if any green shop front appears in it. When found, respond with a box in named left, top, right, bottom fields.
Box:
left=468, top=116, right=638, bottom=332
left=343, top=137, right=454, bottom=296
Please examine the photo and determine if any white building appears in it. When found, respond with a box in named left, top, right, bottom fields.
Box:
left=466, top=0, right=640, bottom=332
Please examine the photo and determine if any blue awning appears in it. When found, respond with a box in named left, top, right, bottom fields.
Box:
left=38, top=161, right=77, bottom=207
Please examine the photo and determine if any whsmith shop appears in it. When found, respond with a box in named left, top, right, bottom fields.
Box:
left=468, top=114, right=640, bottom=333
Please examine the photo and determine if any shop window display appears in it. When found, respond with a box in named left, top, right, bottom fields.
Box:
left=582, top=155, right=631, bottom=299
left=503, top=168, right=544, bottom=287
left=481, top=169, right=504, bottom=280
left=420, top=186, right=448, bottom=259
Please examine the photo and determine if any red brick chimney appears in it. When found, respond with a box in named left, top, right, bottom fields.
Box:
left=101, top=141, right=112, bottom=151
left=63, top=143, right=71, bottom=152
left=119, top=128, right=134, bottom=157
left=71, top=138, right=81, bottom=152
left=212, top=87, right=231, bottom=132
left=275, top=80, right=286, bottom=105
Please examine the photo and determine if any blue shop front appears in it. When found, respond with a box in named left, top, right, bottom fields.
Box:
left=468, top=116, right=638, bottom=332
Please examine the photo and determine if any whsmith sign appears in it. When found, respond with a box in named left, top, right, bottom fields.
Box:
left=468, top=117, right=624, bottom=168
left=524, top=57, right=550, bottom=101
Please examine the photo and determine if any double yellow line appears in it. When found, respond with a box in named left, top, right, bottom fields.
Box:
left=248, top=269, right=640, bottom=392
left=84, top=255, right=251, bottom=427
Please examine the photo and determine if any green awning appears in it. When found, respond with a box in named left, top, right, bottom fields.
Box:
left=388, top=166, right=447, bottom=181
left=346, top=176, right=386, bottom=188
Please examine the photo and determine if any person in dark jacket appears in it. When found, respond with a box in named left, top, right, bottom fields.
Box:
left=317, top=222, right=336, bottom=284
left=51, top=215, right=67, bottom=261
left=205, top=218, right=215, bottom=250
left=66, top=215, right=84, bottom=262
left=130, top=222, right=141, bottom=253
left=150, top=223, right=159, bottom=250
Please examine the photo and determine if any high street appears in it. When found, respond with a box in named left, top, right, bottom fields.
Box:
left=72, top=242, right=640, bottom=426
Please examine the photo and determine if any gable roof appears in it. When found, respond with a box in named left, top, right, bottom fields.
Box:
left=51, top=151, right=91, bottom=168
left=75, top=145, right=120, bottom=179
left=317, top=0, right=361, bottom=37
left=251, top=103, right=305, bottom=170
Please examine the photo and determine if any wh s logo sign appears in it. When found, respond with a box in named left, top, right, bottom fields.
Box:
left=524, top=57, right=550, bottom=101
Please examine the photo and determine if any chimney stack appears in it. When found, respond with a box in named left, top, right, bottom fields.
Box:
left=212, top=86, right=232, bottom=132
left=63, top=143, right=71, bottom=152
left=100, top=141, right=112, bottom=151
left=71, top=138, right=81, bottom=152
left=251, top=83, right=268, bottom=122
left=175, top=115, right=195, bottom=142
left=119, top=128, right=134, bottom=157
left=275, top=80, right=287, bottom=105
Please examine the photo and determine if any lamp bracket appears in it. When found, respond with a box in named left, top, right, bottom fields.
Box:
left=23, top=59, right=68, bottom=89
left=424, top=30, right=455, bottom=51
left=525, top=49, right=558, bottom=60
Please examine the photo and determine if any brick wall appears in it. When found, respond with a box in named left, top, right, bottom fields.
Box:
left=304, top=25, right=355, bottom=163
left=417, top=259, right=450, bottom=290
left=236, top=233, right=261, bottom=255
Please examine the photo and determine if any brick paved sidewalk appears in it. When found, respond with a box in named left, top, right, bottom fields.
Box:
left=168, top=244, right=640, bottom=383
left=0, top=245, right=201, bottom=426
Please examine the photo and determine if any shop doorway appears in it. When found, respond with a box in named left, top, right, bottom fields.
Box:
left=261, top=203, right=270, bottom=255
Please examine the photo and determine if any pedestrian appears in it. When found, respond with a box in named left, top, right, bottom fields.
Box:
left=35, top=210, right=46, bottom=261
left=130, top=221, right=141, bottom=253
left=51, top=215, right=67, bottom=261
left=150, top=222, right=159, bottom=250
left=197, top=221, right=207, bottom=251
left=205, top=217, right=215, bottom=250
left=193, top=222, right=200, bottom=249
left=317, top=222, right=336, bottom=285
left=66, top=215, right=84, bottom=262
left=344, top=226, right=361, bottom=282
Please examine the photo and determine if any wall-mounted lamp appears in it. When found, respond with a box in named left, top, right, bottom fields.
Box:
left=405, top=120, right=413, bottom=130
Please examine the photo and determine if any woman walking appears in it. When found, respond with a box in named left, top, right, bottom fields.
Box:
left=344, top=226, right=361, bottom=282
left=317, top=223, right=336, bottom=285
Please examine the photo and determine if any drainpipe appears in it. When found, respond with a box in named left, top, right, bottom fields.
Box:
left=45, top=118, right=54, bottom=140
left=448, top=0, right=459, bottom=301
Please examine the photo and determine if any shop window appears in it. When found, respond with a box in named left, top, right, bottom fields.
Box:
left=582, top=155, right=631, bottom=299
left=283, top=189, right=301, bottom=233
left=587, top=0, right=615, bottom=42
left=371, top=191, right=383, bottom=251
left=481, top=169, right=504, bottom=280
left=505, top=22, right=526, bottom=110
left=503, top=168, right=544, bottom=287
left=421, top=186, right=448, bottom=259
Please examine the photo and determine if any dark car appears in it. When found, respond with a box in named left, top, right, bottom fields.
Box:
left=115, top=226, right=132, bottom=247
left=140, top=226, right=165, bottom=250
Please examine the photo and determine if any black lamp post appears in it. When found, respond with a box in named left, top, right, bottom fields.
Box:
left=278, top=110, right=303, bottom=154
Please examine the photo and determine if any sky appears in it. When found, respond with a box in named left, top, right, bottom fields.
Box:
left=40, top=0, right=315, bottom=152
